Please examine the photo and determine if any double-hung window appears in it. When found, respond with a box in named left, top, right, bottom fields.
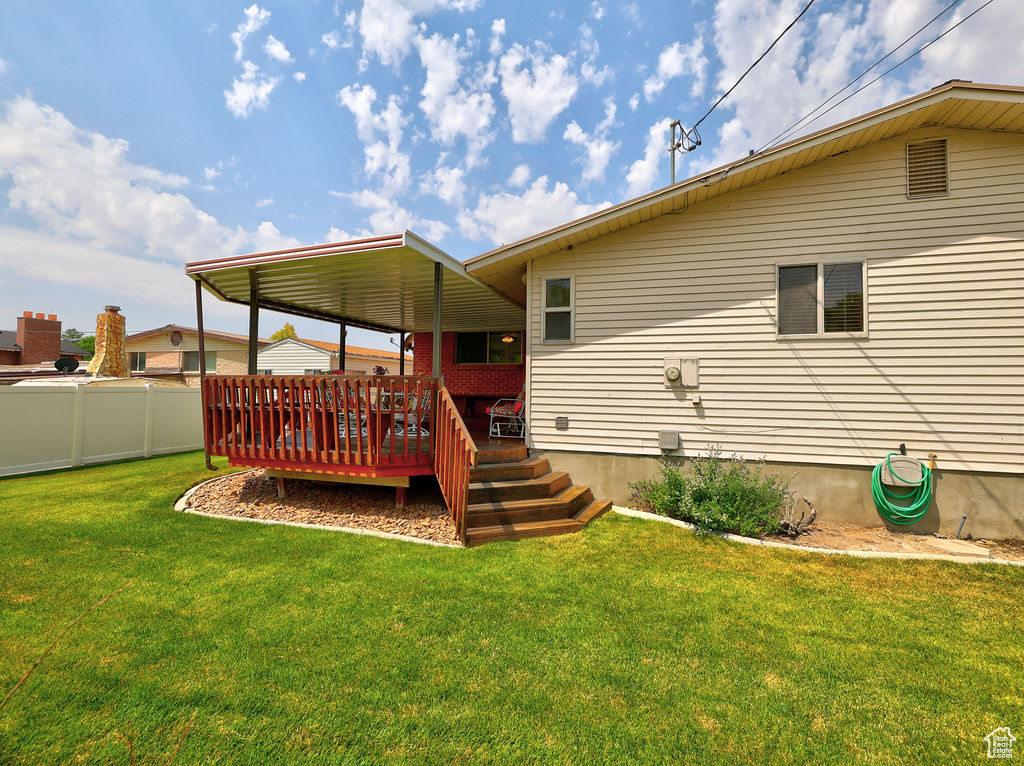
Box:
left=183, top=351, right=217, bottom=372
left=542, top=277, right=573, bottom=343
left=129, top=352, right=146, bottom=372
left=777, top=262, right=865, bottom=337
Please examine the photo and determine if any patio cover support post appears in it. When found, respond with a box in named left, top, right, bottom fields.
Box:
left=339, top=322, right=346, bottom=373
left=432, top=262, right=442, bottom=380
left=195, top=280, right=216, bottom=471
left=247, top=270, right=259, bottom=375
left=399, top=332, right=406, bottom=376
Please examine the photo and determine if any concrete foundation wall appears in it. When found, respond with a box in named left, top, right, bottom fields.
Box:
left=537, top=449, right=1024, bottom=540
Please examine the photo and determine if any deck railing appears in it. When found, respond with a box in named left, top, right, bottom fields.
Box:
left=201, top=375, right=438, bottom=473
left=433, top=385, right=478, bottom=544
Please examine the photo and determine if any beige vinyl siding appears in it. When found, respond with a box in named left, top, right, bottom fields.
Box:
left=528, top=127, right=1024, bottom=474
left=256, top=340, right=335, bottom=375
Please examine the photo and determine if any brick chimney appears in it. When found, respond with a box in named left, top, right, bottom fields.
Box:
left=85, top=305, right=129, bottom=378
left=16, top=310, right=62, bottom=364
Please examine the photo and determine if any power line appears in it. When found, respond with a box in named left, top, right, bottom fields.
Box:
left=758, top=0, right=966, bottom=152
left=759, top=0, right=998, bottom=152
left=691, top=0, right=818, bottom=133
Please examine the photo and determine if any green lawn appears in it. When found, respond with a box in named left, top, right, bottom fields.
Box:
left=1, top=452, right=1021, bottom=764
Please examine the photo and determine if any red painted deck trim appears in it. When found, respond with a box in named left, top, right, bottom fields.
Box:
left=226, top=456, right=435, bottom=478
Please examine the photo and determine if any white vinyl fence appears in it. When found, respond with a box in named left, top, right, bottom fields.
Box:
left=0, top=384, right=204, bottom=477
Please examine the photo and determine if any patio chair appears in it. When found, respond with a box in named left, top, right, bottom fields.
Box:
left=392, top=393, right=430, bottom=438
left=487, top=386, right=525, bottom=438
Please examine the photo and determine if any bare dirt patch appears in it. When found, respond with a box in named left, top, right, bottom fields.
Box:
left=183, top=469, right=459, bottom=546
left=768, top=520, right=1024, bottom=562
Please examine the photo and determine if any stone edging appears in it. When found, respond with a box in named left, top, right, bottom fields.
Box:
left=173, top=473, right=461, bottom=549
left=612, top=506, right=1024, bottom=567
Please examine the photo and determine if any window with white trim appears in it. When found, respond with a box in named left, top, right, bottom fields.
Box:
left=542, top=277, right=573, bottom=342
left=777, top=262, right=865, bottom=337
left=129, top=352, right=146, bottom=372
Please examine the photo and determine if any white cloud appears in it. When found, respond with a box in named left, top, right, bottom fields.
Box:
left=0, top=58, right=8, bottom=75
left=419, top=163, right=466, bottom=205
left=414, top=31, right=495, bottom=165
left=643, top=39, right=707, bottom=102
left=489, top=18, right=506, bottom=56
left=224, top=61, right=281, bottom=118
left=255, top=196, right=274, bottom=208
left=458, top=175, right=610, bottom=245
left=628, top=93, right=640, bottom=111
left=322, top=30, right=342, bottom=50
left=334, top=188, right=450, bottom=242
left=507, top=163, right=530, bottom=187
left=563, top=97, right=619, bottom=183
left=203, top=166, right=220, bottom=180
left=577, top=23, right=612, bottom=86
left=231, top=4, right=271, bottom=61
left=264, top=34, right=293, bottom=63
left=356, top=0, right=482, bottom=68
left=626, top=119, right=668, bottom=197
left=499, top=43, right=579, bottom=143
left=591, top=2, right=605, bottom=21
left=293, top=71, right=307, bottom=82
left=0, top=96, right=299, bottom=312
left=326, top=225, right=355, bottom=242
left=336, top=83, right=411, bottom=192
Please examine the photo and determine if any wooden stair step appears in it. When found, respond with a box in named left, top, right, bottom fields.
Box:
left=574, top=499, right=612, bottom=525
left=467, top=471, right=570, bottom=503
left=466, top=518, right=585, bottom=546
left=474, top=444, right=529, bottom=465
left=470, top=456, right=549, bottom=482
left=468, top=483, right=592, bottom=518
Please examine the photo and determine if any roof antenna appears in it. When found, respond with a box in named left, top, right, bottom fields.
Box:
left=668, top=120, right=701, bottom=184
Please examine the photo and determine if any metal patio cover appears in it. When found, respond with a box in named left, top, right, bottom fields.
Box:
left=185, top=231, right=525, bottom=334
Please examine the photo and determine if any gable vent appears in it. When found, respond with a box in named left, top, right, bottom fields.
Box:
left=906, top=139, right=948, bottom=199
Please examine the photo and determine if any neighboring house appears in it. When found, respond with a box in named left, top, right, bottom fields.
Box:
left=256, top=337, right=412, bottom=375
left=184, top=81, right=1024, bottom=542
left=0, top=312, right=87, bottom=366
left=125, top=325, right=270, bottom=386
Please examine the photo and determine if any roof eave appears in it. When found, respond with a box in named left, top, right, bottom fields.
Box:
left=465, top=81, right=1024, bottom=273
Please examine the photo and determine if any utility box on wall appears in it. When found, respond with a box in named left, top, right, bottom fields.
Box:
left=664, top=358, right=699, bottom=388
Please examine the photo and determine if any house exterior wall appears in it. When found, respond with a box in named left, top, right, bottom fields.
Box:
left=16, top=313, right=62, bottom=364
left=256, top=341, right=334, bottom=374
left=126, top=333, right=250, bottom=385
left=527, top=127, right=1024, bottom=485
left=413, top=332, right=524, bottom=397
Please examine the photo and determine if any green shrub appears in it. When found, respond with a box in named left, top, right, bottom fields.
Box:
left=628, top=449, right=791, bottom=538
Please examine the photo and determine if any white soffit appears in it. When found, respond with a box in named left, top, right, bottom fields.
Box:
left=185, top=232, right=525, bottom=333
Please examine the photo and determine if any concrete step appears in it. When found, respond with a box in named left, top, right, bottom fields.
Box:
left=467, top=471, right=570, bottom=503
left=470, top=456, right=550, bottom=482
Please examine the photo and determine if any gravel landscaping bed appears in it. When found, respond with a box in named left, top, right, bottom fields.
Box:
left=767, top=520, right=1024, bottom=562
left=183, top=469, right=460, bottom=545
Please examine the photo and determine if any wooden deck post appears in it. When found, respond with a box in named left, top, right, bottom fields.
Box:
left=195, top=279, right=216, bottom=471
left=432, top=262, right=442, bottom=380
left=395, top=486, right=407, bottom=508
left=248, top=269, right=259, bottom=375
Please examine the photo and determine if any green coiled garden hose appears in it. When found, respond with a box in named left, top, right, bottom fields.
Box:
left=871, top=453, right=933, bottom=525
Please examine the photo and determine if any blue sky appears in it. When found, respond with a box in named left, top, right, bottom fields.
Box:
left=0, top=0, right=1020, bottom=349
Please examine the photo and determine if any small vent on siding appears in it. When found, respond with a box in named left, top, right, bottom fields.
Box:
left=906, top=139, right=948, bottom=198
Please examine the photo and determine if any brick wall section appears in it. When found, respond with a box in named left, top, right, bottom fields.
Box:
left=0, top=349, right=19, bottom=365
left=412, top=332, right=524, bottom=397
left=16, top=313, right=61, bottom=364
left=145, top=350, right=182, bottom=369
